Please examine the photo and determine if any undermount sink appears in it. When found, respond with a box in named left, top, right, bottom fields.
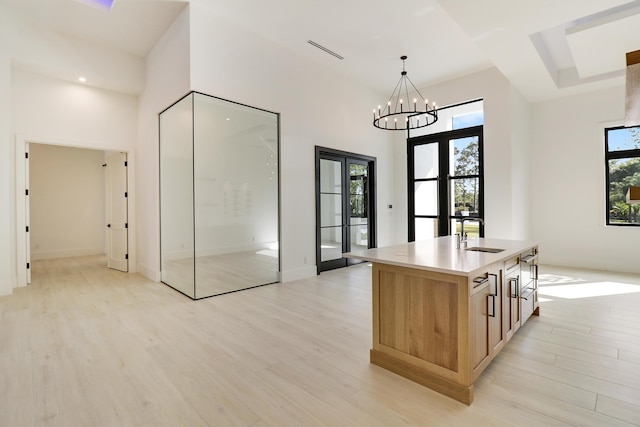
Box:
left=465, top=246, right=505, bottom=253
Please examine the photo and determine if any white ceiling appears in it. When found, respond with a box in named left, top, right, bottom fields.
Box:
left=3, top=0, right=640, bottom=102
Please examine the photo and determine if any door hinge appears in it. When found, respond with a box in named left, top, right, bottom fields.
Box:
left=26, top=226, right=29, bottom=232
left=25, top=152, right=29, bottom=159
left=125, top=254, right=129, bottom=260
left=124, top=192, right=128, bottom=198
left=26, top=263, right=30, bottom=269
left=124, top=161, right=128, bottom=167
left=26, top=189, right=29, bottom=196
left=125, top=223, right=128, bottom=228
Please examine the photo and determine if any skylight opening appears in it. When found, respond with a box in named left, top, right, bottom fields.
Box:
left=75, top=0, right=115, bottom=12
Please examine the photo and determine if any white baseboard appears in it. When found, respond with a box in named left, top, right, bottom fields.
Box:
left=138, top=262, right=161, bottom=282
left=30, top=248, right=104, bottom=260
left=281, top=265, right=317, bottom=282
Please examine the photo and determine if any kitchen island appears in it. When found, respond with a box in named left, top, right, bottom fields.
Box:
left=345, top=236, right=539, bottom=405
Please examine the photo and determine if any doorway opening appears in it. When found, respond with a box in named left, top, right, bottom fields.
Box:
left=15, top=140, right=131, bottom=286
left=315, top=147, right=377, bottom=274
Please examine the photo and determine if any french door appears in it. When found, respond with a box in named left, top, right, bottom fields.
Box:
left=408, top=125, right=484, bottom=241
left=316, top=147, right=376, bottom=273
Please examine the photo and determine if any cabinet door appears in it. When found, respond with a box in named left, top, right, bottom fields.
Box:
left=504, top=273, right=521, bottom=340
left=471, top=280, right=491, bottom=370
left=487, top=272, right=503, bottom=352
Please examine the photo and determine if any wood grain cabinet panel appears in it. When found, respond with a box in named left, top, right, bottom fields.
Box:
left=378, top=270, right=458, bottom=371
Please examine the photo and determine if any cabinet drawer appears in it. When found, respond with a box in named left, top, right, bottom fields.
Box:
left=504, top=256, right=520, bottom=272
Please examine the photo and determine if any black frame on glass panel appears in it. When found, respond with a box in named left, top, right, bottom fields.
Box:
left=605, top=125, right=640, bottom=226
left=408, top=125, right=484, bottom=240
left=315, top=146, right=377, bottom=273
left=159, top=91, right=282, bottom=300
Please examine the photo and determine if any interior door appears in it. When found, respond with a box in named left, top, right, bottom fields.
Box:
left=25, top=143, right=31, bottom=284
left=106, top=152, right=129, bottom=272
left=316, top=148, right=376, bottom=273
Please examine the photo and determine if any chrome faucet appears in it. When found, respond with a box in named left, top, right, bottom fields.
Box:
left=457, top=217, right=485, bottom=248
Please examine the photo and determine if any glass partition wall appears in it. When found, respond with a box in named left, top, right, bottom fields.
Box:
left=160, top=92, right=280, bottom=299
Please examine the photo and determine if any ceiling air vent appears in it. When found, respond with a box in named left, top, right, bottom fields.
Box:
left=307, top=40, right=344, bottom=60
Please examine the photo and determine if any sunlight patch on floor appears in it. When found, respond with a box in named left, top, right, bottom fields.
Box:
left=539, top=281, right=640, bottom=299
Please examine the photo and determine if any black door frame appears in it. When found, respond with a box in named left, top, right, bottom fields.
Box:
left=315, top=146, right=377, bottom=274
left=407, top=125, right=484, bottom=240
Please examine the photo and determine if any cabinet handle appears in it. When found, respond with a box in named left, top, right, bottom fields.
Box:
left=488, top=294, right=496, bottom=317
left=473, top=276, right=489, bottom=287
left=510, top=277, right=519, bottom=299
left=532, top=264, right=539, bottom=281
left=488, top=273, right=498, bottom=296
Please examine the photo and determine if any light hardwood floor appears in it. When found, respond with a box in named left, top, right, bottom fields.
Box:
left=1, top=256, right=639, bottom=426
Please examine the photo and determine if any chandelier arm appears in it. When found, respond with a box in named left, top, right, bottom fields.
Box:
left=402, top=77, right=411, bottom=114
left=384, top=76, right=404, bottom=115
left=404, top=74, right=429, bottom=108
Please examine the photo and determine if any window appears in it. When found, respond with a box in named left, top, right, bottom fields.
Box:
left=605, top=125, right=640, bottom=225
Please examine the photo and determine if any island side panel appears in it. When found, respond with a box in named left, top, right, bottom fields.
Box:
left=371, top=263, right=471, bottom=391
left=377, top=268, right=459, bottom=370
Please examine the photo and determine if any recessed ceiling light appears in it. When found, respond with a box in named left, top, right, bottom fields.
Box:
left=78, top=76, right=87, bottom=82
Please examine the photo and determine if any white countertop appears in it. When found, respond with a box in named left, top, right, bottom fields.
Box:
left=345, top=236, right=537, bottom=276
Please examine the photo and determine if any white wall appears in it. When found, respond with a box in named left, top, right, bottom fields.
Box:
left=137, top=6, right=191, bottom=281
left=0, top=56, right=12, bottom=296
left=510, top=88, right=532, bottom=240
left=531, top=85, right=640, bottom=273
left=11, top=69, right=138, bottom=149
left=137, top=4, right=395, bottom=283
left=393, top=68, right=531, bottom=242
left=29, top=144, right=106, bottom=260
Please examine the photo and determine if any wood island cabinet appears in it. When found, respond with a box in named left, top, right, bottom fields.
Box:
left=470, top=262, right=504, bottom=378
left=346, top=237, right=539, bottom=405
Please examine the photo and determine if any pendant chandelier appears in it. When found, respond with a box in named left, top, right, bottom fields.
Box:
left=373, top=56, right=438, bottom=131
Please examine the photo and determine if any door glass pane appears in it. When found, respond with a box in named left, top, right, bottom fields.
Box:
left=320, top=158, right=344, bottom=262
left=415, top=218, right=438, bottom=240
left=414, top=143, right=438, bottom=179
left=454, top=219, right=482, bottom=238
left=320, top=194, right=342, bottom=226
left=349, top=163, right=368, bottom=219
left=349, top=221, right=368, bottom=252
left=608, top=157, right=640, bottom=224
left=320, top=227, right=343, bottom=261
left=414, top=181, right=438, bottom=216
left=450, top=136, right=479, bottom=176
left=320, top=159, right=342, bottom=193
left=451, top=177, right=479, bottom=216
